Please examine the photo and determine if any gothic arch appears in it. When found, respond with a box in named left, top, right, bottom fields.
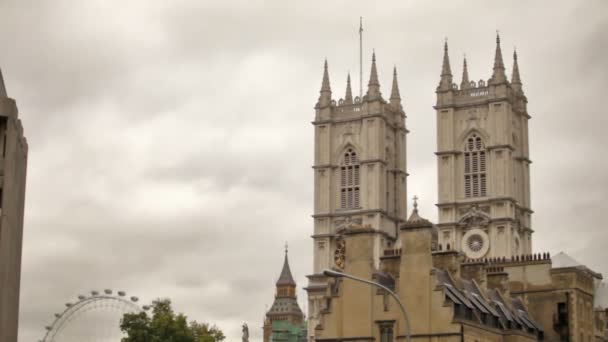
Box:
left=457, top=128, right=490, bottom=148
left=334, top=142, right=364, bottom=162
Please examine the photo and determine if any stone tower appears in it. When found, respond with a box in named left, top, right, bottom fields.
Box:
left=306, top=54, right=407, bottom=340
left=0, top=68, right=28, bottom=342
left=435, top=35, right=531, bottom=259
left=264, top=248, right=305, bottom=342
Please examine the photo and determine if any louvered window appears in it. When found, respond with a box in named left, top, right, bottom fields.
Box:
left=464, top=135, right=487, bottom=198
left=340, top=148, right=360, bottom=209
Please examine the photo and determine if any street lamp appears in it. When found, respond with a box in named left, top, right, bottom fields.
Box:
left=323, top=269, right=411, bottom=342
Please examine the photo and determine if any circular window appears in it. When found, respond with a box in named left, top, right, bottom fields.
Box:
left=467, top=234, right=484, bottom=252
left=461, top=229, right=490, bottom=259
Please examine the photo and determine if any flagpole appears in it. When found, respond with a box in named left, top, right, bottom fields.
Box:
left=359, top=17, right=363, bottom=99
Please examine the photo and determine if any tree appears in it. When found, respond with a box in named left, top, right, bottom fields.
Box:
left=120, top=298, right=225, bottom=342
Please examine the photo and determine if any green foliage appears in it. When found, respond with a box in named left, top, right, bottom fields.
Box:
left=121, top=299, right=225, bottom=342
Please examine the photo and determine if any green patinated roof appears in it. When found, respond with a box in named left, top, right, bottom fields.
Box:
left=270, top=320, right=307, bottom=342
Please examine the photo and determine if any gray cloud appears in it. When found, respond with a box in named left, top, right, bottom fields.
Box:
left=2, top=0, right=607, bottom=341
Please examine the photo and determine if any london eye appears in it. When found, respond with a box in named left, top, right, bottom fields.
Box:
left=39, top=289, right=149, bottom=342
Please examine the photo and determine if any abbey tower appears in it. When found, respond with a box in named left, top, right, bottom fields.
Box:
left=305, top=54, right=408, bottom=340
left=435, top=35, right=532, bottom=259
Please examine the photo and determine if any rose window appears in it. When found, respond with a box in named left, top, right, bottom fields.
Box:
left=467, top=234, right=484, bottom=252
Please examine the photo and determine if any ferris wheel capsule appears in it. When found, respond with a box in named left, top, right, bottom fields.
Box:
left=65, top=303, right=72, bottom=308
left=130, top=296, right=138, bottom=302
left=143, top=305, right=150, bottom=311
left=104, top=289, right=112, bottom=295
left=118, top=291, right=126, bottom=296
left=91, top=290, right=99, bottom=296
left=77, top=295, right=86, bottom=300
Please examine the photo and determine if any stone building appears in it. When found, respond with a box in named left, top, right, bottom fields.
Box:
left=264, top=248, right=307, bottom=342
left=0, top=68, right=29, bottom=342
left=305, top=35, right=608, bottom=342
left=306, top=55, right=408, bottom=339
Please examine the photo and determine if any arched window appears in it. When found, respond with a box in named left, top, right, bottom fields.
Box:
left=380, top=324, right=394, bottom=342
left=340, top=148, right=360, bottom=209
left=464, top=134, right=487, bottom=198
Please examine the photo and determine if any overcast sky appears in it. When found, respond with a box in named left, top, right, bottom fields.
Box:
left=1, top=1, right=607, bottom=341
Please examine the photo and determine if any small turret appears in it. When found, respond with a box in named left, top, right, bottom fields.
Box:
left=489, top=33, right=507, bottom=85
left=366, top=52, right=382, bottom=100
left=437, top=40, right=453, bottom=92
left=0, top=68, right=7, bottom=98
left=344, top=73, right=353, bottom=105
left=460, top=56, right=471, bottom=90
left=389, top=66, right=401, bottom=109
left=511, top=49, right=523, bottom=94
left=316, top=59, right=332, bottom=108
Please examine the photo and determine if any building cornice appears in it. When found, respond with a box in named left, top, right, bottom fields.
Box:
left=436, top=197, right=533, bottom=214
left=435, top=150, right=462, bottom=156
left=312, top=208, right=406, bottom=225
left=312, top=113, right=407, bottom=133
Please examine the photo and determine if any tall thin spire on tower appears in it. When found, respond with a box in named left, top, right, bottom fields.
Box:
left=316, top=59, right=332, bottom=108
left=0, top=67, right=7, bottom=97
left=366, top=51, right=381, bottom=100
left=390, top=66, right=402, bottom=109
left=511, top=49, right=523, bottom=93
left=438, top=39, right=453, bottom=91
left=490, top=32, right=507, bottom=85
left=460, top=55, right=470, bottom=89
left=345, top=73, right=353, bottom=104
left=359, top=17, right=363, bottom=99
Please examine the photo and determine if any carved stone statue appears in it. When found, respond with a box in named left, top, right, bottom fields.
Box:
left=242, top=323, right=249, bottom=342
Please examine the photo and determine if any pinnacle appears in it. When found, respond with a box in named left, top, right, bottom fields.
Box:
left=512, top=50, right=522, bottom=85
left=460, top=56, right=470, bottom=89
left=490, top=32, right=507, bottom=84
left=390, top=66, right=401, bottom=101
left=441, top=40, right=452, bottom=76
left=438, top=39, right=453, bottom=91
left=366, top=51, right=381, bottom=100
left=368, top=51, right=379, bottom=86
left=321, top=59, right=331, bottom=92
left=0, top=68, right=6, bottom=97
left=317, top=59, right=332, bottom=108
left=345, top=73, right=353, bottom=104
left=511, top=49, right=523, bottom=94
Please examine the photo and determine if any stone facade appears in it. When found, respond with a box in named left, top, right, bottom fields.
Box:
left=306, top=35, right=608, bottom=342
left=435, top=36, right=532, bottom=259
left=0, top=68, right=28, bottom=342
left=306, top=56, right=408, bottom=340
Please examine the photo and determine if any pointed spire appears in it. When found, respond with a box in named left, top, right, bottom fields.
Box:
left=366, top=51, right=381, bottom=100
left=438, top=39, right=453, bottom=91
left=390, top=66, right=402, bottom=109
left=344, top=73, right=353, bottom=104
left=0, top=68, right=6, bottom=98
left=511, top=49, right=523, bottom=93
left=317, top=59, right=332, bottom=108
left=276, top=246, right=296, bottom=286
left=490, top=32, right=507, bottom=85
left=460, top=55, right=470, bottom=89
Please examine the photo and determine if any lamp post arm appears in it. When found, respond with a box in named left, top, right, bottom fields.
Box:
left=323, top=269, right=411, bottom=342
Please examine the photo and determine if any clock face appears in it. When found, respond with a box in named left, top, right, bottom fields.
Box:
left=334, top=237, right=346, bottom=269
left=461, top=228, right=490, bottom=259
